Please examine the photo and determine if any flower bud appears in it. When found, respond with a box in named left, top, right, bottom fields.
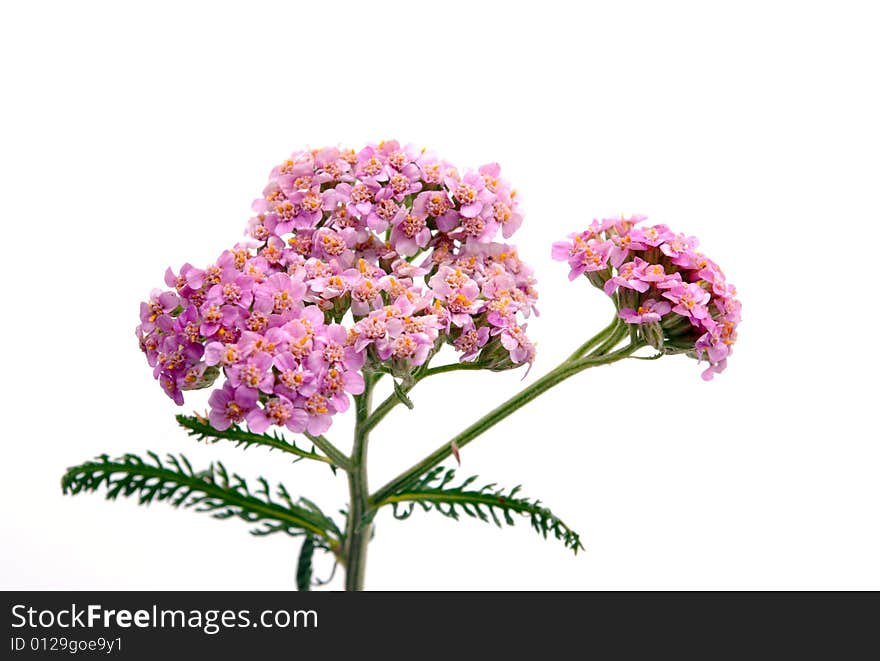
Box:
left=476, top=336, right=517, bottom=371
left=642, top=321, right=665, bottom=351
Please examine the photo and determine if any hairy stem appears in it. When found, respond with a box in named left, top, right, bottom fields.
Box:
left=344, top=372, right=375, bottom=591
left=369, top=342, right=642, bottom=507
left=592, top=318, right=629, bottom=355
left=362, top=361, right=484, bottom=435
left=566, top=315, right=620, bottom=361
left=303, top=432, right=351, bottom=471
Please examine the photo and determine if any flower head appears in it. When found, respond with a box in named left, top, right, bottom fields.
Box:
left=553, top=215, right=741, bottom=379
left=136, top=142, right=539, bottom=434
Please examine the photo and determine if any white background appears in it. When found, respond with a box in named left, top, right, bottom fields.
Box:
left=2, top=1, right=878, bottom=590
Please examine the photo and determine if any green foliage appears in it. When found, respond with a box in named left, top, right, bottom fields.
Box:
left=296, top=536, right=316, bottom=592
left=61, top=452, right=342, bottom=548
left=176, top=414, right=337, bottom=472
left=377, top=466, right=584, bottom=554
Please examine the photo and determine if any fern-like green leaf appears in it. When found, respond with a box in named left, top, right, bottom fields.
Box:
left=376, top=466, right=584, bottom=554
left=296, top=535, right=316, bottom=592
left=61, top=452, right=342, bottom=547
left=176, top=414, right=339, bottom=472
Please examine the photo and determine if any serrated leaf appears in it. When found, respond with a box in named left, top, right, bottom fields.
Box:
left=296, top=536, right=316, bottom=592
left=176, top=414, right=338, bottom=471
left=61, top=453, right=342, bottom=546
left=377, top=466, right=584, bottom=554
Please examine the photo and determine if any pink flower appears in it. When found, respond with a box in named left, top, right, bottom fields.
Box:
left=660, top=232, right=699, bottom=267
left=493, top=196, right=523, bottom=239
left=205, top=269, right=254, bottom=310
left=319, top=366, right=365, bottom=413
left=165, top=263, right=205, bottom=292
left=349, top=276, right=384, bottom=317
left=389, top=213, right=431, bottom=256
left=352, top=311, right=388, bottom=352
left=382, top=334, right=433, bottom=365
left=619, top=299, right=671, bottom=324
left=662, top=282, right=712, bottom=320
left=228, top=351, right=275, bottom=394
left=454, top=326, right=490, bottom=361
left=449, top=172, right=492, bottom=219
left=500, top=324, right=536, bottom=367
left=630, top=224, right=674, bottom=247
left=696, top=322, right=730, bottom=363
left=555, top=214, right=740, bottom=379
left=413, top=190, right=457, bottom=231
left=285, top=188, right=324, bottom=229
left=198, top=300, right=240, bottom=337
left=246, top=395, right=307, bottom=434
left=387, top=169, right=422, bottom=199
left=603, top=260, right=651, bottom=296
left=139, top=289, right=179, bottom=333
left=551, top=235, right=613, bottom=280
left=301, top=393, right=334, bottom=434
left=428, top=266, right=480, bottom=302
left=354, top=145, right=389, bottom=182
left=308, top=324, right=365, bottom=373
left=609, top=231, right=648, bottom=268
left=204, top=341, right=241, bottom=367
left=416, top=152, right=450, bottom=185
left=208, top=384, right=258, bottom=431
left=637, top=261, right=668, bottom=284
left=365, top=190, right=405, bottom=233
left=137, top=141, right=540, bottom=422
left=273, top=353, right=318, bottom=400
left=253, top=272, right=307, bottom=316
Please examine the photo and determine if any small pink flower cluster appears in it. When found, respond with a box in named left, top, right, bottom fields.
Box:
left=552, top=215, right=740, bottom=380
left=136, top=142, right=538, bottom=433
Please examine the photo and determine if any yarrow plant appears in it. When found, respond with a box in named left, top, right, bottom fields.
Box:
left=62, top=141, right=740, bottom=590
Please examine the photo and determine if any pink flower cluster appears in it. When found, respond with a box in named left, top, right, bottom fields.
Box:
left=136, top=142, right=538, bottom=434
left=552, top=215, right=740, bottom=380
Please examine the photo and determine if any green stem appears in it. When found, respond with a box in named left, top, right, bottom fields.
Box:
left=369, top=342, right=643, bottom=507
left=344, top=372, right=375, bottom=591
left=566, top=316, right=620, bottom=361
left=362, top=361, right=484, bottom=436
left=304, top=432, right=351, bottom=471
left=592, top=318, right=629, bottom=355
left=421, top=362, right=486, bottom=378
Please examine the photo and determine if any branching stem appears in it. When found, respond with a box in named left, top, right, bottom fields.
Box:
left=369, top=338, right=643, bottom=508
left=304, top=432, right=351, bottom=472
left=342, top=318, right=642, bottom=589
left=343, top=371, right=376, bottom=591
